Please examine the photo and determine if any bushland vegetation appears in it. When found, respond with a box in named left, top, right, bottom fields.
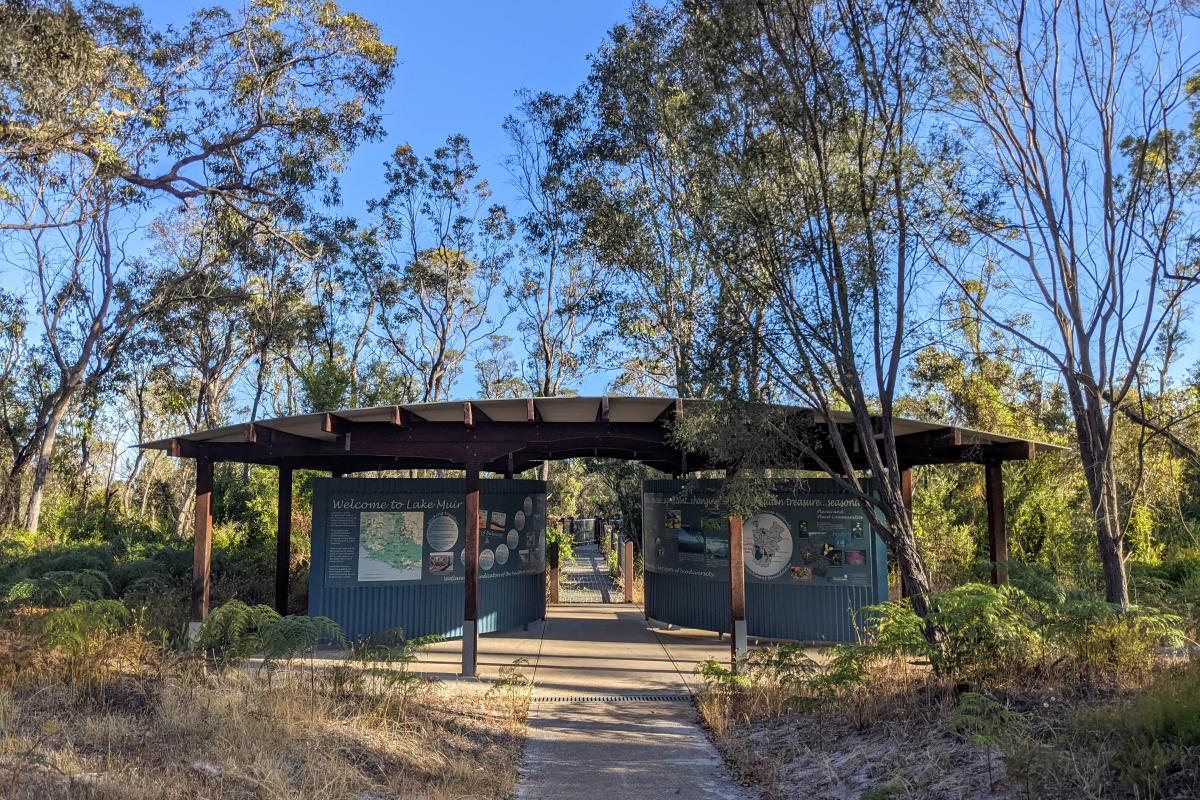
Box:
left=2, top=0, right=1200, bottom=797
left=0, top=593, right=530, bottom=799
left=695, top=563, right=1199, bottom=798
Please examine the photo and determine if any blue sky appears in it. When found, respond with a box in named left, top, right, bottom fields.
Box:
left=335, top=1, right=632, bottom=215
left=153, top=1, right=635, bottom=398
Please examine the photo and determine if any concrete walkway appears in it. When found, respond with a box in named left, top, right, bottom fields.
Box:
left=422, top=604, right=759, bottom=800
left=411, top=605, right=756, bottom=796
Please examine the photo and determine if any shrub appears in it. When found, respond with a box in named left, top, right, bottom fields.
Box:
left=194, top=600, right=281, bottom=664
left=259, top=614, right=346, bottom=669
left=853, top=576, right=1186, bottom=686
left=5, top=569, right=113, bottom=607
left=40, top=599, right=135, bottom=688
left=1076, top=663, right=1200, bottom=797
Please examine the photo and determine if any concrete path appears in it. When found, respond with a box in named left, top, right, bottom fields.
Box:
left=504, top=604, right=756, bottom=800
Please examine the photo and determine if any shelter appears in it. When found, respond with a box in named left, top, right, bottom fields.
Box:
left=141, top=396, right=1053, bottom=674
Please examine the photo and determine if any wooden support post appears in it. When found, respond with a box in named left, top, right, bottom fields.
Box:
left=189, top=458, right=214, bottom=637
left=623, top=537, right=635, bottom=603
left=729, top=514, right=747, bottom=666
left=899, top=467, right=913, bottom=599
left=985, top=461, right=1009, bottom=585
left=275, top=467, right=293, bottom=615
left=547, top=540, right=560, bottom=605
left=462, top=465, right=481, bottom=677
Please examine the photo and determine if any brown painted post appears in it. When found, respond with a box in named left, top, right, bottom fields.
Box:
left=462, top=465, right=481, bottom=676
left=623, top=537, right=635, bottom=603
left=985, top=462, right=1009, bottom=585
left=899, top=467, right=913, bottom=598
left=274, top=466, right=293, bottom=615
left=189, top=457, right=214, bottom=636
left=547, top=540, right=560, bottom=604
left=729, top=514, right=747, bottom=666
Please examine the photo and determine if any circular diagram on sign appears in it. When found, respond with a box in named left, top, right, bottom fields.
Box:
left=742, top=512, right=794, bottom=580
left=495, top=544, right=510, bottom=565
left=514, top=510, right=526, bottom=531
left=507, top=529, right=519, bottom=549
left=479, top=549, right=495, bottom=571
left=523, top=496, right=533, bottom=516
left=425, top=513, right=460, bottom=551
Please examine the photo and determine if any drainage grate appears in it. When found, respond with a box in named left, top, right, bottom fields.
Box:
left=531, top=693, right=694, bottom=704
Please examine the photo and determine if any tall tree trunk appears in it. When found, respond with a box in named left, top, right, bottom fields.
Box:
left=1070, top=384, right=1131, bottom=608
left=24, top=396, right=71, bottom=532
left=877, top=470, right=933, bottom=616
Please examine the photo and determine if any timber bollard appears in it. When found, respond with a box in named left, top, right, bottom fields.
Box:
left=548, top=540, right=560, bottom=604
left=623, top=538, right=634, bottom=603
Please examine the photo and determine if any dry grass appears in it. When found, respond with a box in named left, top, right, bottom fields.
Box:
left=0, top=631, right=528, bottom=800
left=697, top=652, right=1200, bottom=800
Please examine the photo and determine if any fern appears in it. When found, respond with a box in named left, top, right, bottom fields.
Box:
left=195, top=599, right=281, bottom=663
left=42, top=600, right=131, bottom=649
left=259, top=614, right=347, bottom=668
left=811, top=644, right=871, bottom=692
left=862, top=600, right=934, bottom=660
left=952, top=691, right=1033, bottom=789
left=5, top=569, right=112, bottom=607
left=695, top=658, right=751, bottom=694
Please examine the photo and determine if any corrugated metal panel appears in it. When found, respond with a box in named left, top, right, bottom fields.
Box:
left=480, top=572, right=545, bottom=634
left=642, top=478, right=886, bottom=643
left=309, top=478, right=546, bottom=642
left=313, top=582, right=465, bottom=641
left=746, top=583, right=874, bottom=642
left=646, top=573, right=877, bottom=642
left=646, top=571, right=731, bottom=633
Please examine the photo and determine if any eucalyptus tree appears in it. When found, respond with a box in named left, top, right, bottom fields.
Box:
left=368, top=136, right=515, bottom=403
left=0, top=0, right=395, bottom=532
left=933, top=0, right=1200, bottom=606
left=289, top=219, right=422, bottom=413
left=0, top=167, right=190, bottom=533
left=659, top=0, right=953, bottom=612
left=582, top=7, right=751, bottom=398
left=474, top=335, right=527, bottom=400
left=503, top=90, right=610, bottom=398
left=0, top=0, right=395, bottom=244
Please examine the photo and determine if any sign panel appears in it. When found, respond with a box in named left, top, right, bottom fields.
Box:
left=643, top=479, right=877, bottom=587
left=322, top=481, right=547, bottom=587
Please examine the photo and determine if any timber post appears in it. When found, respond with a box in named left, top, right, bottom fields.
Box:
left=623, top=537, right=635, bottom=603
left=729, top=514, right=747, bottom=666
left=985, top=461, right=1008, bottom=585
left=275, top=466, right=293, bottom=615
left=189, top=457, right=214, bottom=638
left=547, top=539, right=560, bottom=605
left=462, top=464, right=481, bottom=676
left=899, top=467, right=913, bottom=598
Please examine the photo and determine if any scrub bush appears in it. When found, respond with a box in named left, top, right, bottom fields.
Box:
left=259, top=614, right=347, bottom=669
left=5, top=569, right=113, bottom=607
left=1074, top=663, right=1200, bottom=797
left=195, top=600, right=281, bottom=665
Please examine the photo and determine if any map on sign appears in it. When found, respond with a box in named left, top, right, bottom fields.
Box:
left=358, top=511, right=423, bottom=581
left=743, top=512, right=794, bottom=579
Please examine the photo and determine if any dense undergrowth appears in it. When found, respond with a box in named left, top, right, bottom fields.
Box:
left=0, top=587, right=530, bottom=799
left=696, top=561, right=1200, bottom=800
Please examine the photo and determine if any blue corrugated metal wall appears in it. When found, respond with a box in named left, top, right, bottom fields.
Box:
left=645, top=573, right=880, bottom=642
left=309, top=478, right=546, bottom=641
left=642, top=478, right=888, bottom=643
